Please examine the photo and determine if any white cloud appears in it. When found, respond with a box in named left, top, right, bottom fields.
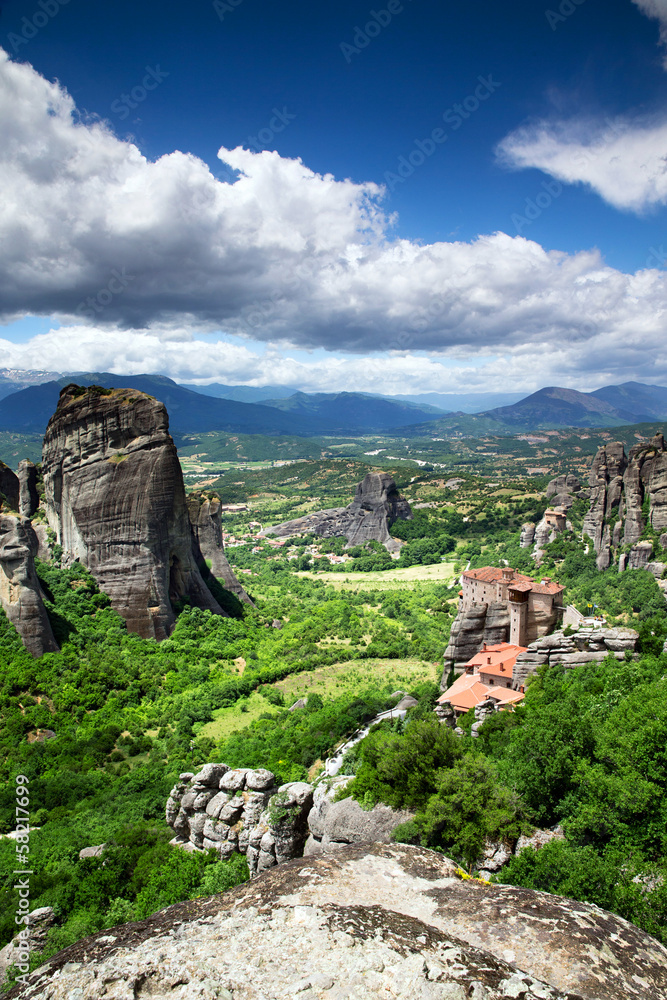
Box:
left=2, top=47, right=667, bottom=379
left=497, top=115, right=667, bottom=213
left=632, top=0, right=667, bottom=64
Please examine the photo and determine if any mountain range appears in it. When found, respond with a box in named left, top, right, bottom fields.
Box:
left=0, top=370, right=667, bottom=438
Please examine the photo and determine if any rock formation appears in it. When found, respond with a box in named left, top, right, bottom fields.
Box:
left=10, top=843, right=667, bottom=1000
left=42, top=385, right=224, bottom=640
left=512, top=625, right=639, bottom=691
left=443, top=602, right=510, bottom=670
left=477, top=826, right=565, bottom=881
left=0, top=515, right=58, bottom=656
left=166, top=763, right=313, bottom=876
left=305, top=776, right=412, bottom=855
left=0, top=461, right=19, bottom=511
left=17, top=460, right=39, bottom=518
left=545, top=472, right=586, bottom=510
left=519, top=521, right=535, bottom=548
left=262, top=471, right=412, bottom=552
left=583, top=434, right=667, bottom=570
left=186, top=492, right=252, bottom=603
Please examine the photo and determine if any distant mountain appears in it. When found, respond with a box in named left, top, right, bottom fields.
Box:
left=382, top=391, right=525, bottom=413
left=481, top=384, right=667, bottom=429
left=589, top=381, right=667, bottom=421
left=0, top=367, right=62, bottom=401
left=180, top=382, right=297, bottom=403
left=259, top=391, right=444, bottom=431
left=0, top=374, right=320, bottom=437
left=0, top=376, right=449, bottom=437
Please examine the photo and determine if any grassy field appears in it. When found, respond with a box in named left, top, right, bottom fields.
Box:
left=197, top=657, right=440, bottom=741
left=296, top=561, right=457, bottom=590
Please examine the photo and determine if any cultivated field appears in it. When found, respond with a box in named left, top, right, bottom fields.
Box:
left=296, top=561, right=458, bottom=590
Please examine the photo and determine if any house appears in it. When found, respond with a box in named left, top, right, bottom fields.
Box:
left=437, top=641, right=527, bottom=717
left=460, top=566, right=565, bottom=646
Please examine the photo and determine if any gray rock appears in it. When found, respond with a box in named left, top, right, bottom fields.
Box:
left=394, top=695, right=419, bottom=712
left=262, top=472, right=412, bottom=552
left=186, top=492, right=252, bottom=604
left=513, top=626, right=639, bottom=689
left=289, top=698, right=306, bottom=711
left=17, top=460, right=39, bottom=518
left=245, top=768, right=275, bottom=791
left=219, top=768, right=249, bottom=792
left=42, top=385, right=226, bottom=640
left=192, top=763, right=230, bottom=787
left=516, top=826, right=565, bottom=854
left=78, top=844, right=106, bottom=859
left=0, top=515, right=59, bottom=657
left=519, top=522, right=535, bottom=548
left=443, top=601, right=510, bottom=672
left=647, top=561, right=666, bottom=579
left=14, top=845, right=667, bottom=1000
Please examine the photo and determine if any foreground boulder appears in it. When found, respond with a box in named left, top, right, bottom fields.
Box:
left=42, top=385, right=225, bottom=640
left=262, top=471, right=412, bottom=552
left=0, top=515, right=58, bottom=656
left=8, top=844, right=667, bottom=1000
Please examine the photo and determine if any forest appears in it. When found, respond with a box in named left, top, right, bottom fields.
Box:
left=2, top=474, right=667, bottom=989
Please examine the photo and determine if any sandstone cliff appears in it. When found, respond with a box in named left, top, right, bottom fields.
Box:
left=42, top=385, right=224, bottom=640
left=0, top=515, right=58, bottom=656
left=262, top=471, right=412, bottom=551
left=186, top=492, right=252, bottom=604
left=583, top=433, right=667, bottom=570
left=443, top=601, right=510, bottom=671
left=9, top=843, right=667, bottom=1000
left=17, top=460, right=39, bottom=517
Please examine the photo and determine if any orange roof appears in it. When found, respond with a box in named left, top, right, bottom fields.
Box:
left=466, top=642, right=527, bottom=675
left=487, top=687, right=525, bottom=705
left=438, top=679, right=491, bottom=713
left=463, top=566, right=564, bottom=596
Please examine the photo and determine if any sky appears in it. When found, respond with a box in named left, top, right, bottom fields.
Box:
left=1, top=0, right=667, bottom=396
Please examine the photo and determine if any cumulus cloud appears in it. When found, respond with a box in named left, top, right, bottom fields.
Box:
left=2, top=47, right=667, bottom=368
left=497, top=115, right=667, bottom=213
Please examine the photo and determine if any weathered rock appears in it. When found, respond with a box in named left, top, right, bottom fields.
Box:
left=546, top=473, right=582, bottom=500
left=263, top=781, right=314, bottom=867
left=515, top=825, right=565, bottom=854
left=443, top=601, right=510, bottom=671
left=10, top=844, right=667, bottom=1000
left=186, top=492, right=252, bottom=604
left=17, top=460, right=39, bottom=518
left=0, top=461, right=19, bottom=511
left=42, top=385, right=225, bottom=640
left=647, top=561, right=666, bottom=579
left=306, top=778, right=411, bottom=855
left=434, top=699, right=457, bottom=728
left=0, top=906, right=55, bottom=988
left=628, top=540, right=653, bottom=570
left=584, top=434, right=667, bottom=569
left=262, top=472, right=412, bottom=552
left=519, top=522, right=535, bottom=548
left=513, top=626, right=639, bottom=690
left=78, top=844, right=106, bottom=859
left=0, top=515, right=58, bottom=656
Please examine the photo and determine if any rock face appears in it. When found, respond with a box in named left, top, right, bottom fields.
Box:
left=262, top=472, right=412, bottom=552
left=512, top=625, right=639, bottom=691
left=583, top=434, right=667, bottom=570
left=0, top=906, right=55, bottom=988
left=519, top=522, right=535, bottom=548
left=443, top=601, right=510, bottom=670
left=186, top=492, right=252, bottom=604
left=17, top=460, right=39, bottom=518
left=0, top=515, right=58, bottom=656
left=0, top=461, right=19, bottom=511
left=42, top=385, right=224, bottom=640
left=166, top=764, right=313, bottom=877
left=10, top=844, right=667, bottom=1000
left=305, top=776, right=412, bottom=856
left=477, top=826, right=565, bottom=881
left=545, top=472, right=585, bottom=510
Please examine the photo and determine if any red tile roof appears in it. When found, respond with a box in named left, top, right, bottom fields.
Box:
left=462, top=566, right=564, bottom=596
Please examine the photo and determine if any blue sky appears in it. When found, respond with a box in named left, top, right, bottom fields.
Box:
left=1, top=0, right=666, bottom=394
